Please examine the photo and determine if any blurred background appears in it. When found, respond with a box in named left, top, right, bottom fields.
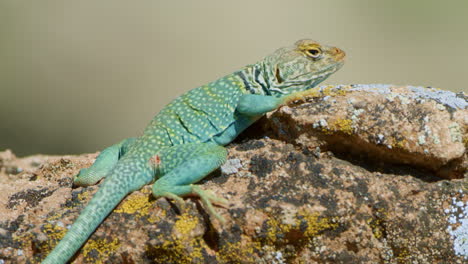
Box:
left=1, top=0, right=467, bottom=156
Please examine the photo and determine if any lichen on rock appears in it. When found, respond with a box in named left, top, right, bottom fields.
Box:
left=0, top=84, right=466, bottom=263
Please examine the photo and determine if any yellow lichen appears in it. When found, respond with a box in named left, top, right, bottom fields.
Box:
left=327, top=119, right=353, bottom=135
left=77, top=190, right=91, bottom=202
left=394, top=247, right=410, bottom=263
left=42, top=223, right=67, bottom=242
left=322, top=85, right=348, bottom=97
left=174, top=213, right=198, bottom=235
left=35, top=223, right=68, bottom=253
left=367, top=209, right=387, bottom=239
left=173, top=213, right=200, bottom=243
left=148, top=215, right=160, bottom=224
left=148, top=214, right=206, bottom=263
left=150, top=240, right=203, bottom=264
left=114, top=193, right=152, bottom=217
left=147, top=210, right=339, bottom=263
left=218, top=237, right=260, bottom=263
left=12, top=232, right=35, bottom=256
left=297, top=211, right=338, bottom=238
left=82, top=238, right=120, bottom=264
left=335, top=88, right=348, bottom=96
left=393, top=138, right=408, bottom=149
left=140, top=186, right=153, bottom=194
left=266, top=217, right=290, bottom=243
left=264, top=211, right=338, bottom=245
left=46, top=212, right=65, bottom=222
left=17, top=213, right=71, bottom=256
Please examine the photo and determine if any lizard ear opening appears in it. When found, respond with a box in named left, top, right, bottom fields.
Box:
left=274, top=66, right=283, bottom=84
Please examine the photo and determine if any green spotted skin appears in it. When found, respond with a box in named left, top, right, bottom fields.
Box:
left=42, top=39, right=345, bottom=264
left=142, top=75, right=247, bottom=147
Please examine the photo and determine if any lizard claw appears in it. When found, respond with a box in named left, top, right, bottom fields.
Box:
left=283, top=87, right=321, bottom=105
left=158, top=192, right=188, bottom=213
left=191, top=185, right=227, bottom=224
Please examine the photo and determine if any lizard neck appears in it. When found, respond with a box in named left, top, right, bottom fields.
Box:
left=234, top=62, right=272, bottom=96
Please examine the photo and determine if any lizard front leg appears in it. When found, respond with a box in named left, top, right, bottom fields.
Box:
left=236, top=89, right=323, bottom=117
left=236, top=94, right=284, bottom=116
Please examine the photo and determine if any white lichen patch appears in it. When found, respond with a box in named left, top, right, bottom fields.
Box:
left=312, top=119, right=328, bottom=129
left=346, top=84, right=467, bottom=110
left=351, top=109, right=365, bottom=121
left=448, top=123, right=462, bottom=143
left=445, top=192, right=468, bottom=258
left=431, top=134, right=441, bottom=145
left=221, top=158, right=243, bottom=175
left=418, top=135, right=426, bottom=145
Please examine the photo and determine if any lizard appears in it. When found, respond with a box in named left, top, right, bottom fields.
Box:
left=42, top=39, right=345, bottom=263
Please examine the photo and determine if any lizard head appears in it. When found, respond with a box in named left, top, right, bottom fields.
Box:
left=263, top=39, right=345, bottom=96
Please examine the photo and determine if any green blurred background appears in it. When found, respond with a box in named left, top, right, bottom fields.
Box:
left=1, top=0, right=467, bottom=156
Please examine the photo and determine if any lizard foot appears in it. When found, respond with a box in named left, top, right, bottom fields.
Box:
left=191, top=185, right=227, bottom=224
left=283, top=87, right=322, bottom=105
left=157, top=191, right=188, bottom=213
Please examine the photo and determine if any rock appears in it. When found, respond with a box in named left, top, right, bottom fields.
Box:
left=265, top=84, right=467, bottom=179
left=0, top=84, right=467, bottom=263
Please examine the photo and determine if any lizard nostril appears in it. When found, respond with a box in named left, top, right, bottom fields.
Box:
left=333, top=48, right=345, bottom=60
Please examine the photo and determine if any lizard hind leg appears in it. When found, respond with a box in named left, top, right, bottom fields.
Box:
left=152, top=142, right=228, bottom=223
left=74, top=137, right=137, bottom=186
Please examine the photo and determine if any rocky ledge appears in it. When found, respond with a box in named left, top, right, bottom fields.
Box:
left=0, top=84, right=467, bottom=263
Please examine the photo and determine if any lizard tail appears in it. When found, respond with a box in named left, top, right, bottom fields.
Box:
left=42, top=171, right=131, bottom=264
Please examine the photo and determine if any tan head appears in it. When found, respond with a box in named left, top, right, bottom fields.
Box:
left=262, top=39, right=345, bottom=96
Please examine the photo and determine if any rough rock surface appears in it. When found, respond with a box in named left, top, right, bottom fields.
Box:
left=0, top=84, right=467, bottom=263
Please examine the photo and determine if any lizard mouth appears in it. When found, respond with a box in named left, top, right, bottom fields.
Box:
left=268, top=61, right=344, bottom=96
left=292, top=59, right=344, bottom=82
left=290, top=61, right=343, bottom=86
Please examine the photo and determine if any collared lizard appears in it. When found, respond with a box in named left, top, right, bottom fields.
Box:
left=42, top=39, right=345, bottom=263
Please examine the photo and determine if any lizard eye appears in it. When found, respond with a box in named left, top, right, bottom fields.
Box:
left=306, top=48, right=321, bottom=58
